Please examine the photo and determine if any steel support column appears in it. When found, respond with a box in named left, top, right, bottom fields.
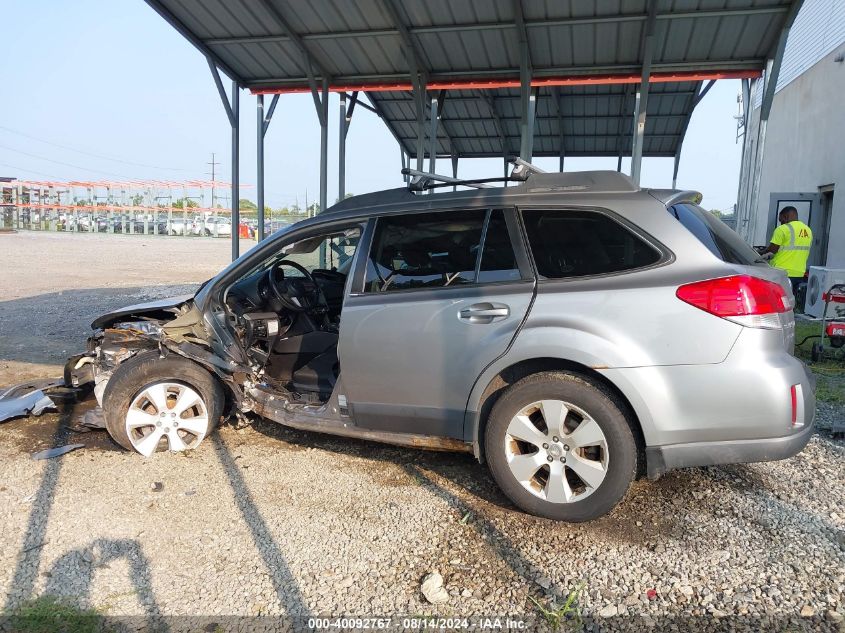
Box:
left=630, top=0, right=658, bottom=185
left=413, top=76, right=426, bottom=172
left=451, top=153, right=458, bottom=191
left=231, top=82, right=240, bottom=260
left=319, top=77, right=329, bottom=217
left=338, top=91, right=357, bottom=201
left=672, top=80, right=714, bottom=188
left=256, top=93, right=279, bottom=242
left=400, top=149, right=408, bottom=183
left=745, top=0, right=802, bottom=240
left=338, top=92, right=347, bottom=200
left=555, top=87, right=565, bottom=172
left=616, top=84, right=632, bottom=172
left=518, top=65, right=535, bottom=162
left=428, top=92, right=439, bottom=177
left=514, top=0, right=534, bottom=161
left=318, top=78, right=329, bottom=266
left=208, top=58, right=241, bottom=261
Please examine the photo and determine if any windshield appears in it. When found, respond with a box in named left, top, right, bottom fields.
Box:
left=235, top=228, right=361, bottom=281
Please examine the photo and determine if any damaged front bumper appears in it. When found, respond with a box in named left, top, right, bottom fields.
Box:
left=73, top=301, right=251, bottom=412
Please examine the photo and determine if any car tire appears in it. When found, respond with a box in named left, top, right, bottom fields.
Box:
left=103, top=351, right=224, bottom=456
left=484, top=371, right=637, bottom=522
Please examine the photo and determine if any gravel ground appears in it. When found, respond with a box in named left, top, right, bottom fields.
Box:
left=0, top=231, right=844, bottom=631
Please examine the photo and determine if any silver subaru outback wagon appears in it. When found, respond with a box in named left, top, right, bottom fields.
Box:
left=64, top=169, right=815, bottom=522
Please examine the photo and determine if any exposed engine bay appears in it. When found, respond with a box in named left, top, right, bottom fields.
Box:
left=70, top=228, right=360, bottom=416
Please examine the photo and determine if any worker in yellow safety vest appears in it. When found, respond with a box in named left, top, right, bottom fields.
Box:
left=761, top=205, right=813, bottom=295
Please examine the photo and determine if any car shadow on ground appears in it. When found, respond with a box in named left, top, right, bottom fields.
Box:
left=2, top=403, right=76, bottom=613
left=211, top=433, right=313, bottom=617
left=43, top=538, right=165, bottom=626
left=245, top=415, right=841, bottom=558
left=1, top=404, right=165, bottom=625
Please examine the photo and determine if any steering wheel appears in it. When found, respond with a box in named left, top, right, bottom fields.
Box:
left=266, top=260, right=327, bottom=313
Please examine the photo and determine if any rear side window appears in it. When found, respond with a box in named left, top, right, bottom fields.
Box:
left=521, top=209, right=662, bottom=279
left=364, top=209, right=521, bottom=293
left=668, top=203, right=761, bottom=265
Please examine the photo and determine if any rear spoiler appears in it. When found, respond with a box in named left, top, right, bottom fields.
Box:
left=648, top=190, right=703, bottom=206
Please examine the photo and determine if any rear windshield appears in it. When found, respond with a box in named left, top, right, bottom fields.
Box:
left=668, top=203, right=763, bottom=265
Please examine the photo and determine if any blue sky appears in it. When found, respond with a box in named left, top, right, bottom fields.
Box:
left=1, top=0, right=745, bottom=212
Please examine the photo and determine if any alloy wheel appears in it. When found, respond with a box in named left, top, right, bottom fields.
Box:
left=125, top=382, right=209, bottom=457
left=504, top=399, right=609, bottom=503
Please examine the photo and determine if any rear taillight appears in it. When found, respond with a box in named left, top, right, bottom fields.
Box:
left=676, top=275, right=790, bottom=329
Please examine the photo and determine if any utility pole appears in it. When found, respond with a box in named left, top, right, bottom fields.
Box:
left=206, top=152, right=220, bottom=209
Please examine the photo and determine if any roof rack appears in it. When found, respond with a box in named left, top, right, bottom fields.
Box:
left=402, top=158, right=549, bottom=192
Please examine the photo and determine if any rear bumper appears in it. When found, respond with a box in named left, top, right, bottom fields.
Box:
left=645, top=417, right=814, bottom=479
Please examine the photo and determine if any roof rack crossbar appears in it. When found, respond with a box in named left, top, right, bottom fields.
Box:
left=512, top=157, right=547, bottom=174
left=509, top=158, right=547, bottom=181
left=400, top=157, right=549, bottom=191
left=402, top=168, right=496, bottom=191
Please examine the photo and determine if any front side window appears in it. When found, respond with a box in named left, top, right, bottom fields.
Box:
left=364, top=209, right=521, bottom=293
left=522, top=209, right=662, bottom=279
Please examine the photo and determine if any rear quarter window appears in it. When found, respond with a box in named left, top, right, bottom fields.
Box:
left=521, top=209, right=662, bottom=279
left=668, top=203, right=762, bottom=265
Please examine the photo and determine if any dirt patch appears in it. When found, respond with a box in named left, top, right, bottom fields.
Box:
left=0, top=397, right=121, bottom=456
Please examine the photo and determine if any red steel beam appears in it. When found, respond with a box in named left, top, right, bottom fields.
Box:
left=251, top=69, right=761, bottom=95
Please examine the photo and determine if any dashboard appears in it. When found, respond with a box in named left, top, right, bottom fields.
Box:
left=225, top=265, right=348, bottom=320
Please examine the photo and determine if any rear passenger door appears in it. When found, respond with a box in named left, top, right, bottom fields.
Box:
left=338, top=208, right=534, bottom=440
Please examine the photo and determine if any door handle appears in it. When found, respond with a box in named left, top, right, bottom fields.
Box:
left=459, top=302, right=510, bottom=323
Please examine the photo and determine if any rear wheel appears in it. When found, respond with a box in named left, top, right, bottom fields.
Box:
left=484, top=371, right=637, bottom=521
left=103, top=352, right=224, bottom=456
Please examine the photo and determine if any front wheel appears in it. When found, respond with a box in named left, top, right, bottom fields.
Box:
left=484, top=371, right=637, bottom=522
left=103, top=352, right=224, bottom=456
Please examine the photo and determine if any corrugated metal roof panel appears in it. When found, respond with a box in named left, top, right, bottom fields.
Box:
left=368, top=80, right=697, bottom=158
left=147, top=0, right=799, bottom=158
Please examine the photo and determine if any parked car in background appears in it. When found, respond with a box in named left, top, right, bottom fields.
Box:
left=192, top=215, right=232, bottom=237
left=67, top=169, right=814, bottom=522
left=168, top=216, right=195, bottom=236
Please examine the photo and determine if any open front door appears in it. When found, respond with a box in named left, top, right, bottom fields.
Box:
left=768, top=192, right=826, bottom=268
left=338, top=208, right=535, bottom=440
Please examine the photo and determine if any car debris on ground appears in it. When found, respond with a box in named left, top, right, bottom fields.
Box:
left=0, top=387, right=56, bottom=423
left=31, top=444, right=84, bottom=460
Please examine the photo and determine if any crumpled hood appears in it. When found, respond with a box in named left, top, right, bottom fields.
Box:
left=91, top=295, right=194, bottom=330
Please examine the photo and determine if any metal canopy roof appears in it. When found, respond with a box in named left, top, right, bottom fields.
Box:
left=150, top=0, right=791, bottom=90
left=369, top=81, right=701, bottom=158
left=146, top=0, right=798, bottom=160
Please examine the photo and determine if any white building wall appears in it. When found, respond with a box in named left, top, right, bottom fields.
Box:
left=754, top=0, right=845, bottom=106
left=738, top=0, right=845, bottom=268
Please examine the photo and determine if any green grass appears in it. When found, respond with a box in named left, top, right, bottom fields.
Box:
left=794, top=321, right=845, bottom=404
left=6, top=596, right=104, bottom=633
left=528, top=582, right=585, bottom=630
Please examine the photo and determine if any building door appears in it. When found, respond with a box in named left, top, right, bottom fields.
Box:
left=768, top=192, right=824, bottom=268
left=818, top=187, right=835, bottom=267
